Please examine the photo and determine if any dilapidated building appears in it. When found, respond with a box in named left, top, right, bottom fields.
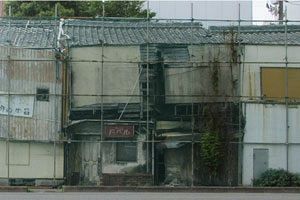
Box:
left=0, top=22, right=64, bottom=185
left=1, top=18, right=300, bottom=187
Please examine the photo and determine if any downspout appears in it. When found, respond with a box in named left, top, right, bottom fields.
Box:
left=56, top=18, right=71, bottom=184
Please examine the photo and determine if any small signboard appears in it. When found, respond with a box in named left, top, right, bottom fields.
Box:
left=104, top=124, right=134, bottom=138
left=0, top=95, right=34, bottom=118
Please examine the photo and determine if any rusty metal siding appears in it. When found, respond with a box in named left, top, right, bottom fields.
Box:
left=0, top=46, right=61, bottom=141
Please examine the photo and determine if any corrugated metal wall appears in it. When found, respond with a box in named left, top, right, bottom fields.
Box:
left=0, top=46, right=62, bottom=141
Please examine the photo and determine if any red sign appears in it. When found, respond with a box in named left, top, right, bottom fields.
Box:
left=104, top=125, right=134, bottom=138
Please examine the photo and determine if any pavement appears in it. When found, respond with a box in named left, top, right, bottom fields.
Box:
left=0, top=192, right=300, bottom=200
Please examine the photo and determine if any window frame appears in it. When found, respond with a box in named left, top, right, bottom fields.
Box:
left=36, top=88, right=50, bottom=102
left=115, top=141, right=137, bottom=163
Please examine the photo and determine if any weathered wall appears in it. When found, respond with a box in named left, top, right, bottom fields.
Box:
left=102, top=134, right=147, bottom=174
left=242, top=103, right=300, bottom=185
left=241, top=45, right=300, bottom=100
left=70, top=46, right=140, bottom=107
left=0, top=140, right=63, bottom=179
left=242, top=45, right=300, bottom=185
left=165, top=44, right=238, bottom=103
left=67, top=122, right=147, bottom=185
left=0, top=46, right=62, bottom=141
left=164, top=145, right=192, bottom=185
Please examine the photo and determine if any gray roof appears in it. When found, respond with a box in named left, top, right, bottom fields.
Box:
left=64, top=20, right=214, bottom=46
left=0, top=26, right=56, bottom=48
left=210, top=25, right=300, bottom=45
left=1, top=19, right=300, bottom=48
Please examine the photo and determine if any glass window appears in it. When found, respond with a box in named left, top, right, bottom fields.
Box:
left=116, top=142, right=137, bottom=162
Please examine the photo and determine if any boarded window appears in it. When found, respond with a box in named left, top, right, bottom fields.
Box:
left=36, top=88, right=49, bottom=101
left=116, top=142, right=137, bottom=162
left=261, top=68, right=300, bottom=101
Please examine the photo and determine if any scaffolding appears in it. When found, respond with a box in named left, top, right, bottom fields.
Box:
left=0, top=3, right=300, bottom=187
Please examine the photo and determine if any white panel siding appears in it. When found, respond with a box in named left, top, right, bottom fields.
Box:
left=0, top=141, right=63, bottom=179
left=243, top=103, right=300, bottom=185
left=244, top=104, right=286, bottom=143
left=242, top=144, right=287, bottom=185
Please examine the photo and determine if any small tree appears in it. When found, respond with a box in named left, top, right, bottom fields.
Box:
left=5, top=1, right=156, bottom=18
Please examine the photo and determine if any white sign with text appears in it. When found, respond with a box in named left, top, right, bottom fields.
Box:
left=0, top=94, right=34, bottom=118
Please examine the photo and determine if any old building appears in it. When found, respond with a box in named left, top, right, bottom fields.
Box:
left=1, top=18, right=300, bottom=186
left=0, top=22, right=64, bottom=185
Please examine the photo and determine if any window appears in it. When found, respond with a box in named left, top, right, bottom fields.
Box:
left=36, top=88, right=49, bottom=101
left=175, top=104, right=199, bottom=116
left=116, top=142, right=137, bottom=162
left=261, top=68, right=300, bottom=101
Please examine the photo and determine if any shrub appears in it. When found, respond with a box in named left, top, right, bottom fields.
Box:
left=253, top=168, right=300, bottom=187
left=200, top=132, right=222, bottom=177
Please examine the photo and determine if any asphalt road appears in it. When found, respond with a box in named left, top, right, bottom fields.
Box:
left=0, top=192, right=300, bottom=200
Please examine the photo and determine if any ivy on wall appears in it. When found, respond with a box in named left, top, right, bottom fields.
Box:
left=200, top=132, right=222, bottom=177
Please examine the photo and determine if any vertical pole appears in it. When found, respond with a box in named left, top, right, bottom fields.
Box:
left=146, top=0, right=150, bottom=174
left=151, top=129, right=155, bottom=184
left=55, top=3, right=58, bottom=19
left=100, top=0, right=105, bottom=184
left=8, top=5, right=11, bottom=17
left=53, top=59, right=60, bottom=184
left=284, top=6, right=289, bottom=172
left=6, top=42, right=12, bottom=185
left=237, top=3, right=243, bottom=186
left=279, top=0, right=284, bottom=24
left=53, top=15, right=63, bottom=186
left=190, top=2, right=194, bottom=187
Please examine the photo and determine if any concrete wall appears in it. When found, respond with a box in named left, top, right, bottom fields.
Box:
left=73, top=134, right=147, bottom=185
left=102, top=134, right=147, bottom=174
left=165, top=44, right=238, bottom=103
left=241, top=45, right=300, bottom=185
left=70, top=46, right=140, bottom=107
left=164, top=145, right=192, bottom=185
left=68, top=122, right=148, bottom=185
left=0, top=140, right=63, bottom=179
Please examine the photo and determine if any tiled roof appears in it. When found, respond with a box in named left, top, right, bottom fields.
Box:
left=63, top=20, right=216, bottom=46
left=0, top=26, right=56, bottom=48
left=210, top=25, right=300, bottom=45
left=0, top=19, right=300, bottom=48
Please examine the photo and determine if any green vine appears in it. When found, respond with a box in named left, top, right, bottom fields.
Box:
left=200, top=132, right=222, bottom=177
left=211, top=59, right=219, bottom=95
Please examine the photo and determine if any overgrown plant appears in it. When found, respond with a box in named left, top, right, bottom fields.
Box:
left=211, top=61, right=219, bottom=95
left=200, top=132, right=222, bottom=178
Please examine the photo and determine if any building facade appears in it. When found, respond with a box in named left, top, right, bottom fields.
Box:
left=0, top=19, right=300, bottom=186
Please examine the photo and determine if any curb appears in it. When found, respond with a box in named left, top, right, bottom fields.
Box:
left=0, top=186, right=28, bottom=192
left=1, top=186, right=300, bottom=193
left=62, top=186, right=300, bottom=193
